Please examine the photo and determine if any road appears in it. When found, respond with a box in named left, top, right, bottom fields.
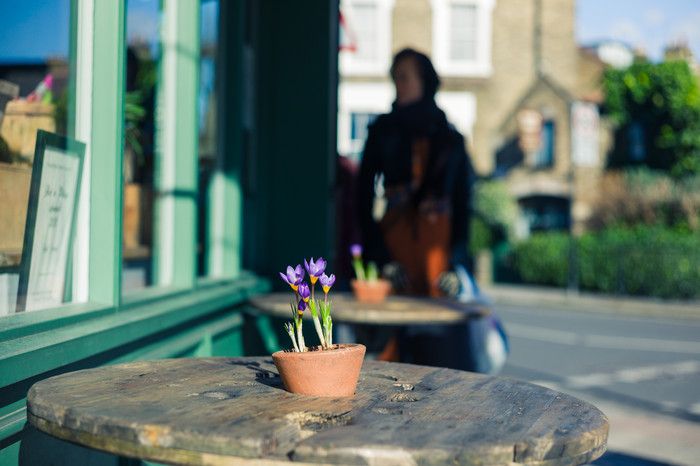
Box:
left=485, top=286, right=700, bottom=465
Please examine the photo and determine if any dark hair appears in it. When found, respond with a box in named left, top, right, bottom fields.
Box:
left=390, top=48, right=441, bottom=98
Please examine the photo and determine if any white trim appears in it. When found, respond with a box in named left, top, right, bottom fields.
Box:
left=74, top=0, right=94, bottom=302
left=337, top=81, right=394, bottom=156
left=159, top=0, right=178, bottom=286
left=430, top=0, right=495, bottom=77
left=339, top=0, right=395, bottom=77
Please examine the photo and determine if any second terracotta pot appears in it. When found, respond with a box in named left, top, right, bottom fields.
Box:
left=272, top=343, right=366, bottom=397
left=350, top=278, right=392, bottom=303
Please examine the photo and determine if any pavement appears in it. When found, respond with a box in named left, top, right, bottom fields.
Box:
left=481, top=283, right=700, bottom=466
left=481, top=283, right=700, bottom=320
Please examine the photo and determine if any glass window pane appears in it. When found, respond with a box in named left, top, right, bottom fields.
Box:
left=123, top=0, right=160, bottom=293
left=450, top=4, right=477, bottom=61
left=0, top=1, right=76, bottom=315
left=352, top=4, right=378, bottom=61
left=198, top=0, right=219, bottom=277
left=534, top=121, right=555, bottom=167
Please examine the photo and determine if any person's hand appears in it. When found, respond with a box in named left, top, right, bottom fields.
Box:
left=436, top=270, right=460, bottom=298
left=382, top=262, right=409, bottom=292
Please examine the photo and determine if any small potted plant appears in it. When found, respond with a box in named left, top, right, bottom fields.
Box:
left=271, top=257, right=366, bottom=397
left=349, top=244, right=393, bottom=303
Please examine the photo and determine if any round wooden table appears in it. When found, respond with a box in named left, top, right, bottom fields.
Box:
left=247, top=292, right=490, bottom=325
left=27, top=357, right=608, bottom=465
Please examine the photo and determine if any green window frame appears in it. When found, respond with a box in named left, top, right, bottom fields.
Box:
left=0, top=1, right=269, bottom=462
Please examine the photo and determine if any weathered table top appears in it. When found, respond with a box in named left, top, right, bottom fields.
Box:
left=27, top=357, right=608, bottom=465
left=248, top=292, right=490, bottom=325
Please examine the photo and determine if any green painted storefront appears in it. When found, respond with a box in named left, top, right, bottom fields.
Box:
left=0, top=1, right=338, bottom=464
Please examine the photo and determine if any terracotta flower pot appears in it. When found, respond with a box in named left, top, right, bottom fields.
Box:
left=350, top=278, right=392, bottom=303
left=272, top=343, right=366, bottom=397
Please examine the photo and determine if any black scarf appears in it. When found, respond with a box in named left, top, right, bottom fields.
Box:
left=390, top=98, right=449, bottom=138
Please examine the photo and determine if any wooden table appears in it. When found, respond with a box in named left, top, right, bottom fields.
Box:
left=27, top=357, right=608, bottom=465
left=248, top=292, right=490, bottom=325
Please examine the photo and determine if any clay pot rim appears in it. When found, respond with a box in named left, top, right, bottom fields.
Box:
left=350, top=278, right=392, bottom=288
left=272, top=343, right=366, bottom=358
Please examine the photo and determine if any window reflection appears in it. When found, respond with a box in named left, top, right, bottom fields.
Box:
left=0, top=1, right=74, bottom=315
left=198, top=0, right=219, bottom=276
left=123, top=0, right=160, bottom=293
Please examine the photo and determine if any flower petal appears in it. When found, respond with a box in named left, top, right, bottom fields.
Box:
left=279, top=271, right=290, bottom=284
left=350, top=244, right=362, bottom=258
left=298, top=282, right=310, bottom=300
left=294, top=264, right=305, bottom=284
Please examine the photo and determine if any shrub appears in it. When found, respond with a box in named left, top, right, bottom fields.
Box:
left=511, top=226, right=700, bottom=299
left=512, top=232, right=570, bottom=287
left=588, top=168, right=700, bottom=233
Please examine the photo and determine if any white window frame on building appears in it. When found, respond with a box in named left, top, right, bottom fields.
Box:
left=430, top=0, right=495, bottom=77
left=337, top=82, right=394, bottom=158
left=339, top=0, right=395, bottom=76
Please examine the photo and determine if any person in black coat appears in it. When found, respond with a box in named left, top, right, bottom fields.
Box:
left=357, top=48, right=475, bottom=298
left=355, top=48, right=477, bottom=365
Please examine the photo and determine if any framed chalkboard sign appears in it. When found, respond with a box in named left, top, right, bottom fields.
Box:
left=16, top=130, right=85, bottom=312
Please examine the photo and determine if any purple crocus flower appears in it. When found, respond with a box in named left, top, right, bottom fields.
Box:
left=298, top=282, right=310, bottom=302
left=350, top=244, right=362, bottom=259
left=319, top=273, right=336, bottom=294
left=304, top=257, right=326, bottom=283
left=297, top=299, right=307, bottom=316
left=279, top=264, right=304, bottom=290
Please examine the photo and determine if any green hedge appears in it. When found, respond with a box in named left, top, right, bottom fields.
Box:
left=511, top=232, right=570, bottom=287
left=511, top=226, right=700, bottom=298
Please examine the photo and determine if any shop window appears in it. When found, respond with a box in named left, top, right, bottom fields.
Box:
left=198, top=0, right=219, bottom=276
left=0, top=1, right=76, bottom=315
left=122, top=0, right=160, bottom=293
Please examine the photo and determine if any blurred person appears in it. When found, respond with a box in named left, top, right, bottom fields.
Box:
left=356, top=48, right=476, bottom=364
left=357, top=48, right=474, bottom=298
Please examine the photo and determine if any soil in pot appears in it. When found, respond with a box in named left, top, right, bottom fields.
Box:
left=271, top=343, right=366, bottom=397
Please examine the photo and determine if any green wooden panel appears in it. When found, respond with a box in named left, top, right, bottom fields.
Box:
left=0, top=306, right=255, bottom=465
left=206, top=0, right=245, bottom=279
left=248, top=1, right=339, bottom=283
left=0, top=276, right=269, bottom=388
left=0, top=279, right=269, bottom=456
left=0, top=302, right=113, bottom=342
left=156, top=0, right=200, bottom=288
left=90, top=0, right=125, bottom=305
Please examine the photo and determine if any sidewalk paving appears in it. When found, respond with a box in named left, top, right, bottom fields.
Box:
left=482, top=283, right=700, bottom=465
left=481, top=283, right=700, bottom=320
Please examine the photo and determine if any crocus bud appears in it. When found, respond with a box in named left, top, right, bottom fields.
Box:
left=298, top=282, right=310, bottom=302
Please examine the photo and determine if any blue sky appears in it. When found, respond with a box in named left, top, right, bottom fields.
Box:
left=0, top=1, right=70, bottom=63
left=0, top=1, right=699, bottom=64
left=576, top=0, right=700, bottom=62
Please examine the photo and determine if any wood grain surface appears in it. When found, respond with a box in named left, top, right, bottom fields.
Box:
left=247, top=292, right=490, bottom=325
left=27, top=357, right=608, bottom=465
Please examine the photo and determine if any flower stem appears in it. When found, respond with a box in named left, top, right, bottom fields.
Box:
left=296, top=318, right=306, bottom=351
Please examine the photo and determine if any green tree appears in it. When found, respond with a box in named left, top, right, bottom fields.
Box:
left=603, top=60, right=700, bottom=177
